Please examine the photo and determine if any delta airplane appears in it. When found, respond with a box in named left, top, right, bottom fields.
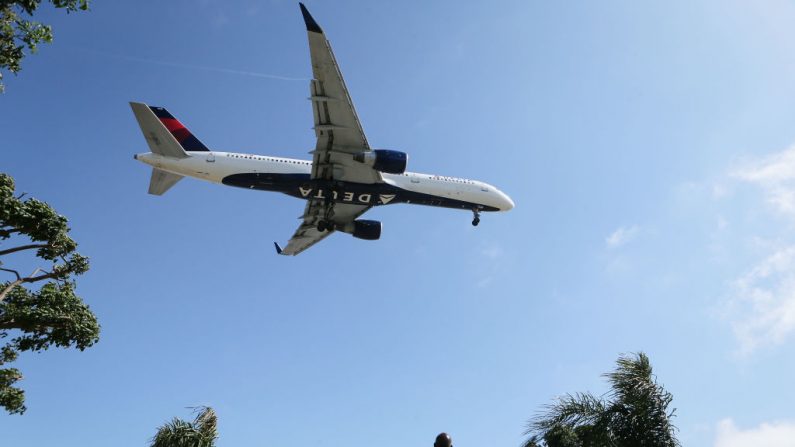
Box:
left=131, top=3, right=514, bottom=256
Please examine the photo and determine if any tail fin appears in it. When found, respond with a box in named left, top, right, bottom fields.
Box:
left=130, top=102, right=209, bottom=158
left=148, top=106, right=210, bottom=152
left=148, top=168, right=183, bottom=195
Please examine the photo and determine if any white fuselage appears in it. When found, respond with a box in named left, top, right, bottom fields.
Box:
left=135, top=151, right=514, bottom=212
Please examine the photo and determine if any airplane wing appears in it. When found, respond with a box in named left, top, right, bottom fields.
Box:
left=275, top=4, right=379, bottom=256
left=300, top=3, right=382, bottom=184
left=276, top=201, right=371, bottom=256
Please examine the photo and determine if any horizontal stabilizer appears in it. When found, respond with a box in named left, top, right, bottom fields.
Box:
left=148, top=168, right=183, bottom=195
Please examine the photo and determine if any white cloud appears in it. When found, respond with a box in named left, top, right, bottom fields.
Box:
left=212, top=13, right=230, bottom=28
left=605, top=225, right=639, bottom=249
left=712, top=182, right=730, bottom=199
left=734, top=147, right=795, bottom=183
left=476, top=276, right=494, bottom=288
left=714, top=145, right=795, bottom=354
left=716, top=215, right=729, bottom=231
left=475, top=242, right=504, bottom=288
left=714, top=419, right=795, bottom=447
left=725, top=245, right=795, bottom=355
left=481, top=244, right=504, bottom=260
left=733, top=146, right=795, bottom=217
left=707, top=215, right=731, bottom=262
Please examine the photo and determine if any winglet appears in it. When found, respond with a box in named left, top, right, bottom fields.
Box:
left=299, top=3, right=323, bottom=33
left=274, top=242, right=284, bottom=255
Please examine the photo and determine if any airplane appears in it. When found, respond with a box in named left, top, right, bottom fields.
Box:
left=131, top=3, right=514, bottom=256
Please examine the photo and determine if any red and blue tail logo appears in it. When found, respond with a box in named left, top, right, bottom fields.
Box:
left=149, top=106, right=210, bottom=152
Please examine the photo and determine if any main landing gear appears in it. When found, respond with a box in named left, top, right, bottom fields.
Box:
left=471, top=208, right=481, bottom=226
left=317, top=220, right=335, bottom=232
left=317, top=195, right=336, bottom=232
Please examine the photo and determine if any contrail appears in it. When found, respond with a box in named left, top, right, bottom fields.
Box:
left=71, top=46, right=310, bottom=81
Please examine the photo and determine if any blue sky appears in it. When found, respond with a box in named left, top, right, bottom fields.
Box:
left=2, top=1, right=795, bottom=446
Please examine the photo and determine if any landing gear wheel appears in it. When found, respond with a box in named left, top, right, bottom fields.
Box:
left=471, top=208, right=481, bottom=227
left=317, top=220, right=335, bottom=232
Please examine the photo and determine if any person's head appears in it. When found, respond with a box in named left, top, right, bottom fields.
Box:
left=434, top=433, right=452, bottom=447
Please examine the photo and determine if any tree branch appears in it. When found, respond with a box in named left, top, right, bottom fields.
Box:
left=0, top=321, right=19, bottom=331
left=0, top=321, right=59, bottom=332
left=0, top=268, right=43, bottom=302
left=22, top=270, right=59, bottom=284
left=0, top=278, right=24, bottom=303
left=0, top=244, right=49, bottom=257
left=0, top=268, right=22, bottom=281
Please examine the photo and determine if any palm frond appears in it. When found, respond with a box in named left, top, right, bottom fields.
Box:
left=150, top=407, right=218, bottom=447
left=193, top=406, right=218, bottom=444
left=525, top=392, right=607, bottom=434
left=604, top=352, right=680, bottom=447
left=522, top=353, right=680, bottom=447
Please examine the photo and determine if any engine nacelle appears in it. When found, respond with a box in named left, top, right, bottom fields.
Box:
left=353, top=149, right=408, bottom=174
left=351, top=219, right=381, bottom=240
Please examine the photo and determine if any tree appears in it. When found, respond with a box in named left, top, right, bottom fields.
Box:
left=0, top=0, right=90, bottom=93
left=0, top=172, right=99, bottom=414
left=523, top=352, right=679, bottom=447
left=151, top=407, right=219, bottom=447
left=0, top=173, right=89, bottom=300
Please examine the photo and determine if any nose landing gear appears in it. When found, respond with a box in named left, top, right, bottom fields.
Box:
left=471, top=208, right=481, bottom=226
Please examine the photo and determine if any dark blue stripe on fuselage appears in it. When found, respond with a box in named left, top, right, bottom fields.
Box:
left=221, top=173, right=499, bottom=211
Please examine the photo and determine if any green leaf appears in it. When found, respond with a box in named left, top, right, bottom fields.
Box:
left=0, top=1, right=91, bottom=92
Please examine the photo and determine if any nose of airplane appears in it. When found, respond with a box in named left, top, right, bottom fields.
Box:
left=500, top=191, right=514, bottom=211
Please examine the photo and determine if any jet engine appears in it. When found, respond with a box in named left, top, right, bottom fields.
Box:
left=353, top=149, right=408, bottom=174
left=351, top=219, right=381, bottom=240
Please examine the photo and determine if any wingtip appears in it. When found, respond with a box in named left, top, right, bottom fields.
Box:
left=299, top=3, right=323, bottom=33
left=274, top=242, right=283, bottom=255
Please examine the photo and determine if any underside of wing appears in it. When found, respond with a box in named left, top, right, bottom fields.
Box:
left=300, top=3, right=382, bottom=185
left=276, top=201, right=370, bottom=256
